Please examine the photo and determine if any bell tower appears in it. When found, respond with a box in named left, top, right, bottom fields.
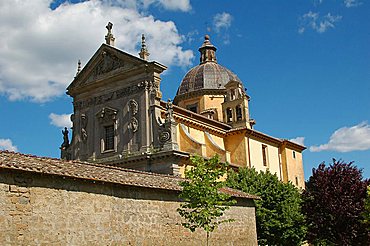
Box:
left=221, top=80, right=255, bottom=129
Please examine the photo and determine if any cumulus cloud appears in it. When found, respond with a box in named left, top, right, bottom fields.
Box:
left=344, top=0, right=362, bottom=7
left=49, top=113, right=72, bottom=128
left=102, top=0, right=191, bottom=11
left=310, top=122, right=370, bottom=152
left=298, top=11, right=342, bottom=34
left=157, top=0, right=191, bottom=11
left=212, top=12, right=232, bottom=44
left=289, top=137, right=305, bottom=146
left=0, top=0, right=193, bottom=102
left=0, top=139, right=18, bottom=152
left=213, top=12, right=232, bottom=33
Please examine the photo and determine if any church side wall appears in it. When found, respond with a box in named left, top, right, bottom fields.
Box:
left=282, top=148, right=305, bottom=188
left=248, top=138, right=280, bottom=177
left=0, top=169, right=258, bottom=246
left=225, top=134, right=247, bottom=167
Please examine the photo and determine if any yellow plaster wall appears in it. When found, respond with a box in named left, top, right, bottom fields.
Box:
left=281, top=148, right=305, bottom=188
left=209, top=134, right=225, bottom=149
left=248, top=139, right=281, bottom=178
left=188, top=127, right=206, bottom=145
left=177, top=97, right=202, bottom=113
left=202, top=95, right=225, bottom=121
left=205, top=137, right=226, bottom=162
left=178, top=126, right=202, bottom=156
left=224, top=134, right=247, bottom=167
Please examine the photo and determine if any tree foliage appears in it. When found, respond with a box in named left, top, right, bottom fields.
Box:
left=363, top=186, right=370, bottom=228
left=302, top=159, right=369, bottom=245
left=177, top=155, right=236, bottom=238
left=227, top=167, right=306, bottom=246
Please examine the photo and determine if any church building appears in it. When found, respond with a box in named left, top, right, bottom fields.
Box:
left=65, top=23, right=305, bottom=188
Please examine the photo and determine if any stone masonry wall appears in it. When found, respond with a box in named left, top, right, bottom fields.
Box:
left=0, top=169, right=257, bottom=246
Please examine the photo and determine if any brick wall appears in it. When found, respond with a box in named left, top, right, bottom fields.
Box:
left=0, top=169, right=257, bottom=245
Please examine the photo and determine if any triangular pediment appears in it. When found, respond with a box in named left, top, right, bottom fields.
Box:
left=67, top=44, right=161, bottom=94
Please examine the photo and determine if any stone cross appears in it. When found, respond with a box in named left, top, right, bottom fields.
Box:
left=106, top=22, right=113, bottom=34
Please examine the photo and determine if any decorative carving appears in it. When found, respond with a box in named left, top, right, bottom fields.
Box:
left=165, top=99, right=174, bottom=123
left=129, top=117, right=139, bottom=133
left=94, top=52, right=124, bottom=77
left=96, top=107, right=118, bottom=124
left=129, top=99, right=138, bottom=115
left=159, top=130, right=171, bottom=143
left=155, top=100, right=178, bottom=146
left=74, top=84, right=146, bottom=110
left=81, top=114, right=88, bottom=142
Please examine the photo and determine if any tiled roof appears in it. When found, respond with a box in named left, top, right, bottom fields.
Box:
left=0, top=151, right=258, bottom=200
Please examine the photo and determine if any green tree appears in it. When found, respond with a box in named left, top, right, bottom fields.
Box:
left=177, top=155, right=236, bottom=245
left=303, top=160, right=369, bottom=245
left=227, top=167, right=306, bottom=246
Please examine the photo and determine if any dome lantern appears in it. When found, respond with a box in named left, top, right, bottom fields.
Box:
left=199, top=35, right=217, bottom=64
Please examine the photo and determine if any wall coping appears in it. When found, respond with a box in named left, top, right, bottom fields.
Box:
left=0, top=151, right=259, bottom=200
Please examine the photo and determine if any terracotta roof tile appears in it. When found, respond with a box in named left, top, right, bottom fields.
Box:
left=0, top=151, right=258, bottom=200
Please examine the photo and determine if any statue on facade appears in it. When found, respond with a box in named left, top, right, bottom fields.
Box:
left=60, top=127, right=71, bottom=160
left=165, top=99, right=174, bottom=123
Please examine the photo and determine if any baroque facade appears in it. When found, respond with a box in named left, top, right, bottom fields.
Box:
left=65, top=23, right=305, bottom=188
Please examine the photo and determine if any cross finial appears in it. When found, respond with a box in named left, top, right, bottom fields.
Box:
left=106, top=22, right=113, bottom=34
left=139, top=34, right=150, bottom=60
left=105, top=22, right=115, bottom=46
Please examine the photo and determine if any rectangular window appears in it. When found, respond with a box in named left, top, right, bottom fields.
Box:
left=293, top=151, right=296, bottom=159
left=104, top=125, right=114, bottom=151
left=186, top=103, right=198, bottom=113
left=262, top=145, right=268, bottom=166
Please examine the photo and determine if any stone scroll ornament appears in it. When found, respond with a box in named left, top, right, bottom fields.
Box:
left=130, top=117, right=139, bottom=133
left=81, top=114, right=88, bottom=142
left=128, top=99, right=139, bottom=133
left=157, top=99, right=174, bottom=144
left=129, top=99, right=138, bottom=115
left=159, top=130, right=171, bottom=143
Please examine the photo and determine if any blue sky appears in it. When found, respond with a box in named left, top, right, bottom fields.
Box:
left=0, top=0, right=369, bottom=180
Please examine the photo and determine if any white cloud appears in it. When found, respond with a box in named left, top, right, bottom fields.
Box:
left=49, top=113, right=72, bottom=128
left=0, top=139, right=18, bottom=152
left=298, top=11, right=342, bottom=34
left=0, top=0, right=193, bottom=102
left=102, top=0, right=191, bottom=11
left=344, top=0, right=362, bottom=7
left=213, top=12, right=232, bottom=33
left=158, top=0, right=191, bottom=11
left=310, top=122, right=370, bottom=152
left=289, top=137, right=305, bottom=146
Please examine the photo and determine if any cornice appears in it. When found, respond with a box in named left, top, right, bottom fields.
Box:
left=173, top=89, right=226, bottom=104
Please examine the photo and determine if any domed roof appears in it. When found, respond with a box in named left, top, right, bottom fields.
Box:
left=175, top=35, right=242, bottom=98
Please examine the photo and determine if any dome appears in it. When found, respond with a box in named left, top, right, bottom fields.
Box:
left=176, top=62, right=241, bottom=96
left=175, top=35, right=242, bottom=99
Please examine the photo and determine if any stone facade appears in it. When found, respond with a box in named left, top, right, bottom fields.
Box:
left=64, top=24, right=306, bottom=188
left=0, top=151, right=258, bottom=245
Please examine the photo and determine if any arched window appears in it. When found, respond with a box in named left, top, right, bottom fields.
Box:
left=226, top=108, right=233, bottom=123
left=236, top=105, right=242, bottom=121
